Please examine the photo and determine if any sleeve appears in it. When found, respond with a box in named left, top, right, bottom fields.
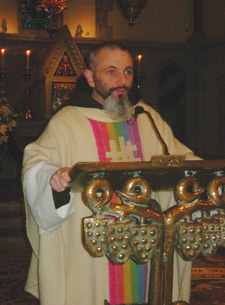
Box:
left=24, top=161, right=75, bottom=234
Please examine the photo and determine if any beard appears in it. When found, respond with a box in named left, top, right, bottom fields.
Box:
left=103, top=94, right=133, bottom=121
left=93, top=75, right=133, bottom=121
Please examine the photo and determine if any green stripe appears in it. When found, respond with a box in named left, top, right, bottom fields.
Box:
left=130, top=260, right=139, bottom=302
left=113, top=122, right=123, bottom=150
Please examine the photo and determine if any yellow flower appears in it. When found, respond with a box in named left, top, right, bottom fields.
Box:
left=0, top=124, right=8, bottom=135
left=0, top=135, right=8, bottom=145
left=1, top=105, right=11, bottom=116
left=0, top=98, right=16, bottom=149
left=9, top=120, right=16, bottom=128
left=7, top=120, right=16, bottom=130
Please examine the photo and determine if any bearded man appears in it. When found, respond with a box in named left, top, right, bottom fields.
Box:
left=22, top=42, right=199, bottom=305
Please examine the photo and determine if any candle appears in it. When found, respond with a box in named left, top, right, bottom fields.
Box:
left=1, top=49, right=5, bottom=69
left=26, top=50, right=31, bottom=70
left=137, top=54, right=142, bottom=73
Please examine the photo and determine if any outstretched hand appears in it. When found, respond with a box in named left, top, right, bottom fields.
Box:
left=50, top=167, right=72, bottom=192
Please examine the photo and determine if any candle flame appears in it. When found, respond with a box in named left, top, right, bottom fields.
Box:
left=138, top=54, right=142, bottom=61
left=26, top=50, right=31, bottom=56
left=1, top=49, right=5, bottom=55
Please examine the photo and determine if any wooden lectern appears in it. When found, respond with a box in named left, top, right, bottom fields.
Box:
left=69, top=156, right=225, bottom=305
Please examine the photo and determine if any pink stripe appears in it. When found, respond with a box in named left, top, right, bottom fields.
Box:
left=143, top=263, right=147, bottom=299
left=116, top=264, right=124, bottom=303
left=109, top=262, right=125, bottom=304
left=108, top=261, right=117, bottom=304
left=99, top=121, right=111, bottom=157
left=88, top=119, right=106, bottom=161
left=131, top=121, right=143, bottom=161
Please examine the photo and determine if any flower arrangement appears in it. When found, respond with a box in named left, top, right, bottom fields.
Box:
left=0, top=96, right=17, bottom=162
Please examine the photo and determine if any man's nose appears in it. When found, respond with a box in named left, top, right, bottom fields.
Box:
left=116, top=72, right=126, bottom=86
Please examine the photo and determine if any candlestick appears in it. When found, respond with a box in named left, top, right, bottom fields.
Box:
left=137, top=54, right=142, bottom=90
left=26, top=50, right=30, bottom=70
left=1, top=49, right=5, bottom=69
left=137, top=54, right=142, bottom=73
left=1, top=49, right=6, bottom=97
left=23, top=69, right=33, bottom=119
left=0, top=69, right=6, bottom=97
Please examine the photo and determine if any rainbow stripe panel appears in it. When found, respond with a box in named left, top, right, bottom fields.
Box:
left=88, top=119, right=143, bottom=163
left=88, top=118, right=148, bottom=304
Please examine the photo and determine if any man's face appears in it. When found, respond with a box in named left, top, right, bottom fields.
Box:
left=89, top=48, right=134, bottom=104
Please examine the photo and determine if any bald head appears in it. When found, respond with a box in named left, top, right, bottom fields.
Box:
left=88, top=42, right=133, bottom=72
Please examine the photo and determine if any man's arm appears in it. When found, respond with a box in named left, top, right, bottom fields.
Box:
left=24, top=161, right=75, bottom=234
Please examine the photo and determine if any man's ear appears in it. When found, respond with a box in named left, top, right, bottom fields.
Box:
left=84, top=69, right=95, bottom=88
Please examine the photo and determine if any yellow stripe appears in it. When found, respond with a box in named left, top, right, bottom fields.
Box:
left=123, top=260, right=132, bottom=303
left=106, top=123, right=120, bottom=151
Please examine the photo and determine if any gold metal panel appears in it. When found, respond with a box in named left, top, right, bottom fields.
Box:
left=69, top=158, right=225, bottom=305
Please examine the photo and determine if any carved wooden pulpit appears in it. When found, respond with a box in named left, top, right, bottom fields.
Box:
left=69, top=156, right=225, bottom=305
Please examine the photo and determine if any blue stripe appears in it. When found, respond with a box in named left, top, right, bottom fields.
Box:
left=137, top=264, right=145, bottom=302
left=119, top=121, right=129, bottom=142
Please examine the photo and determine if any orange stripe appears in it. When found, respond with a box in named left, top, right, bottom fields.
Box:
left=106, top=123, right=120, bottom=151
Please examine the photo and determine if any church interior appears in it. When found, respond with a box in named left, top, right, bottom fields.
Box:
left=0, top=1, right=225, bottom=304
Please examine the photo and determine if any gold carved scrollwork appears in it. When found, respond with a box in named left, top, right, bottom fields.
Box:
left=174, top=175, right=225, bottom=261
left=82, top=178, right=113, bottom=211
left=82, top=174, right=225, bottom=264
left=117, top=177, right=152, bottom=205
left=175, top=177, right=205, bottom=204
left=82, top=177, right=163, bottom=264
left=207, top=176, right=225, bottom=205
left=75, top=160, right=225, bottom=305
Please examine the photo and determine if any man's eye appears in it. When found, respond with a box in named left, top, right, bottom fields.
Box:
left=107, top=70, right=114, bottom=75
left=125, top=69, right=133, bottom=75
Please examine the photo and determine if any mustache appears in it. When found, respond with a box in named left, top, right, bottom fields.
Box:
left=108, top=86, right=130, bottom=95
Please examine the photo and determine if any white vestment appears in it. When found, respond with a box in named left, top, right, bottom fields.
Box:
left=22, top=101, right=199, bottom=305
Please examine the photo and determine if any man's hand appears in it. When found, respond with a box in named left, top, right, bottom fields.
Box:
left=50, top=167, right=72, bottom=192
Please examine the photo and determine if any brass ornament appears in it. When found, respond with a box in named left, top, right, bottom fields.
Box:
left=115, top=0, right=148, bottom=26
left=200, top=217, right=221, bottom=257
left=82, top=178, right=113, bottom=211
left=83, top=217, right=114, bottom=257
left=82, top=176, right=163, bottom=263
left=72, top=159, right=225, bottom=305
left=175, top=220, right=205, bottom=261
left=106, top=220, right=134, bottom=264
left=130, top=224, right=160, bottom=264
left=207, top=176, right=225, bottom=205
left=213, top=212, right=225, bottom=246
left=175, top=177, right=205, bottom=204
left=117, top=177, right=152, bottom=205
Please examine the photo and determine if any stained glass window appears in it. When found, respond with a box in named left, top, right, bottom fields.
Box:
left=52, top=82, right=76, bottom=113
left=21, top=0, right=51, bottom=30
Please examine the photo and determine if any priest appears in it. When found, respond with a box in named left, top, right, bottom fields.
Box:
left=22, top=42, right=199, bottom=305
